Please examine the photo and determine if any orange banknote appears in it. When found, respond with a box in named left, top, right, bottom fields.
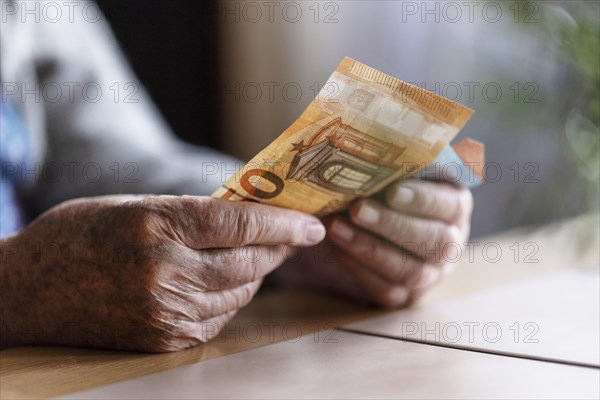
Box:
left=213, top=57, right=483, bottom=215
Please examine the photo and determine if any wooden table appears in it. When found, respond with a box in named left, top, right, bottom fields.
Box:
left=1, top=212, right=599, bottom=399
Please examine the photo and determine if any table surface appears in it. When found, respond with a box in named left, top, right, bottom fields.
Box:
left=345, top=267, right=600, bottom=367
left=60, top=331, right=600, bottom=400
left=1, top=212, right=599, bottom=399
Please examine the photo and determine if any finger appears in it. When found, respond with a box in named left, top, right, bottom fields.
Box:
left=326, top=216, right=425, bottom=285
left=349, top=199, right=463, bottom=265
left=408, top=265, right=444, bottom=292
left=200, top=197, right=326, bottom=247
left=189, top=244, right=291, bottom=289
left=195, top=309, right=238, bottom=342
left=337, top=249, right=443, bottom=306
left=385, top=180, right=473, bottom=227
left=159, top=196, right=326, bottom=249
left=333, top=250, right=411, bottom=309
left=328, top=217, right=445, bottom=292
left=178, top=309, right=239, bottom=348
left=197, top=280, right=262, bottom=318
left=157, top=279, right=262, bottom=319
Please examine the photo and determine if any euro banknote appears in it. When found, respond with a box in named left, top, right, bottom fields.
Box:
left=213, top=57, right=483, bottom=215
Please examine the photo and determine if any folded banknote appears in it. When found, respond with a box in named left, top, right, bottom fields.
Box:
left=213, top=57, right=484, bottom=215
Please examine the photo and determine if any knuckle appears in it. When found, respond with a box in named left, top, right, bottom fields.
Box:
left=455, top=188, right=474, bottom=221
left=356, top=235, right=378, bottom=262
left=422, top=194, right=441, bottom=216
left=200, top=199, right=265, bottom=246
left=441, top=227, right=463, bottom=261
left=371, top=243, right=389, bottom=267
left=431, top=223, right=454, bottom=248
left=230, top=208, right=259, bottom=246
left=202, top=200, right=235, bottom=241
left=367, top=243, right=406, bottom=284
left=121, top=198, right=173, bottom=245
left=426, top=224, right=458, bottom=264
left=381, top=213, right=408, bottom=243
left=440, top=224, right=461, bottom=247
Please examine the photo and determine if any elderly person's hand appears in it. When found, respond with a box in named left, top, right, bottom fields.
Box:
left=0, top=195, right=325, bottom=352
left=277, top=180, right=473, bottom=308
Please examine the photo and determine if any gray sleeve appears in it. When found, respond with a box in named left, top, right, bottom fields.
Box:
left=3, top=1, right=240, bottom=213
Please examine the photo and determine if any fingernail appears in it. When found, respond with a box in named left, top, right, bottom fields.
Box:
left=304, top=220, right=326, bottom=245
left=357, top=203, right=380, bottom=225
left=393, top=187, right=415, bottom=205
left=330, top=220, right=354, bottom=242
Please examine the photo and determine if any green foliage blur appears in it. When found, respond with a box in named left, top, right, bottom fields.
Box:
left=519, top=1, right=599, bottom=207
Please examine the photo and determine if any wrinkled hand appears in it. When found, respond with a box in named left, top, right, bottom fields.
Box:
left=277, top=180, right=473, bottom=309
left=0, top=195, right=325, bottom=352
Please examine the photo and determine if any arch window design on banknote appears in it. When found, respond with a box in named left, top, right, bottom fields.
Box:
left=286, top=117, right=404, bottom=196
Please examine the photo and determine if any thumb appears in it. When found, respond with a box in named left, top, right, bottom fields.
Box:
left=173, top=196, right=326, bottom=249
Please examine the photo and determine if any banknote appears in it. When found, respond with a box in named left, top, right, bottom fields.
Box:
left=213, top=57, right=481, bottom=216
left=419, top=138, right=485, bottom=188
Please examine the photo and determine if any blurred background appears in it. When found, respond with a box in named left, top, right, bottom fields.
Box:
left=98, top=0, right=599, bottom=238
